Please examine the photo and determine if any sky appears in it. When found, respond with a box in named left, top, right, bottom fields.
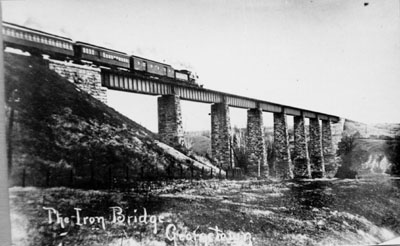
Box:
left=2, top=0, right=400, bottom=132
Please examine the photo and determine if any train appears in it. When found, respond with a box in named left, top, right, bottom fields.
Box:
left=2, top=21, right=199, bottom=86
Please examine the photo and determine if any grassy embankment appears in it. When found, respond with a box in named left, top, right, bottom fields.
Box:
left=5, top=52, right=221, bottom=189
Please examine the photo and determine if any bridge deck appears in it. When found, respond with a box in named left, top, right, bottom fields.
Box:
left=101, top=69, right=340, bottom=122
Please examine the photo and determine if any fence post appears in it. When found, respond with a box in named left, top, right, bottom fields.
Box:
left=167, top=165, right=170, bottom=180
left=190, top=165, right=193, bottom=182
left=210, top=168, right=213, bottom=179
left=22, top=168, right=26, bottom=187
left=70, top=169, right=74, bottom=187
left=180, top=165, right=183, bottom=179
left=108, top=166, right=112, bottom=189
left=125, top=165, right=129, bottom=184
left=90, top=163, right=95, bottom=187
left=46, top=169, right=50, bottom=187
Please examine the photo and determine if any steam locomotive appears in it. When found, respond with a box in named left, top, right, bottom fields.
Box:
left=2, top=21, right=198, bottom=85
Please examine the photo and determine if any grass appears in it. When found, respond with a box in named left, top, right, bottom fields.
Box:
left=9, top=176, right=400, bottom=246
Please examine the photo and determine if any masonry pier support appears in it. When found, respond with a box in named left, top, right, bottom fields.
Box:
left=246, top=108, right=268, bottom=176
left=322, top=119, right=335, bottom=177
left=158, top=95, right=184, bottom=147
left=293, top=115, right=311, bottom=179
left=273, top=112, right=293, bottom=179
left=211, top=103, right=233, bottom=170
left=309, top=118, right=325, bottom=178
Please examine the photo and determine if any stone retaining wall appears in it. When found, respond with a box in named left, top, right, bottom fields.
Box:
left=48, top=59, right=107, bottom=104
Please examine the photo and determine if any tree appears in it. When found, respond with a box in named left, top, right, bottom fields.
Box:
left=335, top=134, right=358, bottom=178
left=232, top=133, right=248, bottom=171
left=386, top=136, right=400, bottom=176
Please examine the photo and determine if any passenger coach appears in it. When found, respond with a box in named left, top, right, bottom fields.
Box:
left=74, top=41, right=130, bottom=69
left=2, top=21, right=74, bottom=59
left=2, top=21, right=199, bottom=86
left=130, top=55, right=175, bottom=78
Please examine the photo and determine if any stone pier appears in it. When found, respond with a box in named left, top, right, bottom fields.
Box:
left=293, top=115, right=311, bottom=179
left=246, top=108, right=268, bottom=176
left=158, top=95, right=184, bottom=147
left=211, top=103, right=233, bottom=170
left=309, top=118, right=325, bottom=178
left=273, top=112, right=293, bottom=179
left=322, top=119, right=336, bottom=178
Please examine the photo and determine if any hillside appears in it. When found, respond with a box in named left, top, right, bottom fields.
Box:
left=336, top=119, right=400, bottom=177
left=5, top=53, right=400, bottom=246
left=4, top=53, right=222, bottom=188
left=343, top=120, right=400, bottom=139
left=186, top=118, right=400, bottom=177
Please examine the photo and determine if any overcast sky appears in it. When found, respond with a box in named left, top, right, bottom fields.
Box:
left=3, top=0, right=400, bottom=131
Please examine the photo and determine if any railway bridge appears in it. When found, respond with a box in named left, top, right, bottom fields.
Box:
left=49, top=59, right=340, bottom=180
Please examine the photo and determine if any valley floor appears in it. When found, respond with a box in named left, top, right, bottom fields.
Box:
left=9, top=176, right=400, bottom=246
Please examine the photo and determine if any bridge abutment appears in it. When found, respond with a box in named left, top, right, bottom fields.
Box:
left=48, top=59, right=107, bottom=104
left=322, top=119, right=335, bottom=177
left=309, top=118, right=325, bottom=178
left=211, top=103, right=233, bottom=170
left=157, top=95, right=184, bottom=147
left=293, top=115, right=311, bottom=179
left=273, top=112, right=293, bottom=179
left=246, top=108, right=268, bottom=176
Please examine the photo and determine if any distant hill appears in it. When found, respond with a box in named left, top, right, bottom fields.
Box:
left=4, top=53, right=222, bottom=188
left=184, top=134, right=211, bottom=156
left=185, top=118, right=400, bottom=177
left=336, top=119, right=400, bottom=177
left=343, top=120, right=400, bottom=139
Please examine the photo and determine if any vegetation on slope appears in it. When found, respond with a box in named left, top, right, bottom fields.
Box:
left=336, top=120, right=400, bottom=178
left=386, top=136, right=400, bottom=175
left=5, top=53, right=218, bottom=188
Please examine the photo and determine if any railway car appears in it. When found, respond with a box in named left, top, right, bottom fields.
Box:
left=74, top=41, right=130, bottom=69
left=130, top=55, right=174, bottom=78
left=2, top=21, right=74, bottom=59
left=175, top=69, right=198, bottom=84
left=2, top=21, right=199, bottom=86
left=175, top=70, right=189, bottom=81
